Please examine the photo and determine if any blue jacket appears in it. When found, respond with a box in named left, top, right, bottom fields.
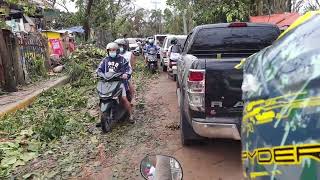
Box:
left=146, top=44, right=159, bottom=55
left=96, top=55, right=131, bottom=90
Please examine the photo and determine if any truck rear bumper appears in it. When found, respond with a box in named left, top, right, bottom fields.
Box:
left=192, top=119, right=240, bottom=140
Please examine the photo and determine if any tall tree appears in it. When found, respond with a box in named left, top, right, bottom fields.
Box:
left=83, top=0, right=94, bottom=41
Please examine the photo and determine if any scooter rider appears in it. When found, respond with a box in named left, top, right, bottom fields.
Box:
left=96, top=42, right=134, bottom=123
left=145, top=39, right=159, bottom=64
left=143, top=39, right=149, bottom=61
left=114, top=39, right=136, bottom=70
left=114, top=38, right=136, bottom=104
left=167, top=37, right=182, bottom=58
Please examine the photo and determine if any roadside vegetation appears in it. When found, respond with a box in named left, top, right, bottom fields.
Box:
left=0, top=44, right=155, bottom=179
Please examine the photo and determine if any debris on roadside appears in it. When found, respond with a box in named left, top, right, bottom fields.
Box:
left=165, top=123, right=180, bottom=131
left=0, top=44, right=156, bottom=179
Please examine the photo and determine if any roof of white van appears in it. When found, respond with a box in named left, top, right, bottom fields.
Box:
left=165, top=35, right=187, bottom=38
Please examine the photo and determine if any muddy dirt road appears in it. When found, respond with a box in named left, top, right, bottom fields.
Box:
left=89, top=72, right=243, bottom=180
left=144, top=72, right=243, bottom=180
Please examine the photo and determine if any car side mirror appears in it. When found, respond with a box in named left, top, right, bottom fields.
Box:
left=140, top=154, right=183, bottom=180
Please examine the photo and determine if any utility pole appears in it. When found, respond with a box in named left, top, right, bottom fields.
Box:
left=151, top=0, right=161, bottom=34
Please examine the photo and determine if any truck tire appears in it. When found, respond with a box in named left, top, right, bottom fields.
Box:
left=179, top=91, right=204, bottom=146
left=180, top=109, right=194, bottom=146
left=179, top=93, right=197, bottom=146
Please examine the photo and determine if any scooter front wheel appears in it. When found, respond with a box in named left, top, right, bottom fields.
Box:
left=101, top=111, right=112, bottom=133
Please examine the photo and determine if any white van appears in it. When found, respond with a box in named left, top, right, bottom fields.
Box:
left=160, top=35, right=187, bottom=72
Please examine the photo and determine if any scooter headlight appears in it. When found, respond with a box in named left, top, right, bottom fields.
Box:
left=100, top=92, right=113, bottom=98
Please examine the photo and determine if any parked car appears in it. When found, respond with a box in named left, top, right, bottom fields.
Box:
left=160, top=35, right=187, bottom=72
left=176, top=22, right=280, bottom=145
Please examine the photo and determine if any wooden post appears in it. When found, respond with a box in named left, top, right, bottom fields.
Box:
left=0, top=29, right=17, bottom=92
left=41, top=33, right=51, bottom=69
left=0, top=53, right=4, bottom=88
left=12, top=37, right=25, bottom=85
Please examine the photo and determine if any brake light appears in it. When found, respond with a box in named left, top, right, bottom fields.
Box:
left=188, top=71, right=204, bottom=81
left=187, top=69, right=205, bottom=112
left=229, top=22, right=247, bottom=28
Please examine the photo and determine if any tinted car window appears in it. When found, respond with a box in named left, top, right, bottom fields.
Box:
left=183, top=33, right=193, bottom=53
left=177, top=38, right=186, bottom=47
left=191, top=26, right=280, bottom=53
left=155, top=36, right=167, bottom=47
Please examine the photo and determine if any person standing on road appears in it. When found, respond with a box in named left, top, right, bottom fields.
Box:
left=96, top=42, right=134, bottom=123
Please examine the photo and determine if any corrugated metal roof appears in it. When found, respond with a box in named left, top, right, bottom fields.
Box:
left=250, top=13, right=300, bottom=30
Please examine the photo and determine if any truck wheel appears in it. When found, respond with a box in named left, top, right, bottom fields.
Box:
left=162, top=65, right=167, bottom=72
left=180, top=106, right=194, bottom=146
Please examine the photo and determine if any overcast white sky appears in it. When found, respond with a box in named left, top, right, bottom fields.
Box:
left=134, top=0, right=167, bottom=10
left=58, top=0, right=167, bottom=13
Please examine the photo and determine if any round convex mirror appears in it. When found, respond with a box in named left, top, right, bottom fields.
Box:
left=140, top=154, right=183, bottom=180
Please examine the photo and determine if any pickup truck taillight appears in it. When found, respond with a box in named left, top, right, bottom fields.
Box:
left=187, top=69, right=205, bottom=112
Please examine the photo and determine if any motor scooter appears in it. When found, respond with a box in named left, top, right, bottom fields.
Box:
left=96, top=72, right=131, bottom=133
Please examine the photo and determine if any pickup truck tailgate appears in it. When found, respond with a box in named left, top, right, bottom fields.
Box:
left=205, top=59, right=243, bottom=118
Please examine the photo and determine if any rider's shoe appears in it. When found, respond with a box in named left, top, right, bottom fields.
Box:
left=129, top=116, right=135, bottom=124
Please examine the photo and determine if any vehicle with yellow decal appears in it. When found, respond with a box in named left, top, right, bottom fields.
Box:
left=241, top=11, right=320, bottom=180
left=176, top=22, right=280, bottom=145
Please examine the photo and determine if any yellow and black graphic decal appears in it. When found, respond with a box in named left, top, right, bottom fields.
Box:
left=242, top=143, right=320, bottom=165
left=242, top=93, right=320, bottom=135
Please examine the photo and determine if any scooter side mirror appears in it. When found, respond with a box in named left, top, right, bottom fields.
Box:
left=140, top=154, right=183, bottom=180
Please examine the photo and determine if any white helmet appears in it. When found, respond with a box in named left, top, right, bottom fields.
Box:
left=106, top=42, right=119, bottom=51
left=114, top=38, right=129, bottom=53
left=149, top=39, right=154, bottom=44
